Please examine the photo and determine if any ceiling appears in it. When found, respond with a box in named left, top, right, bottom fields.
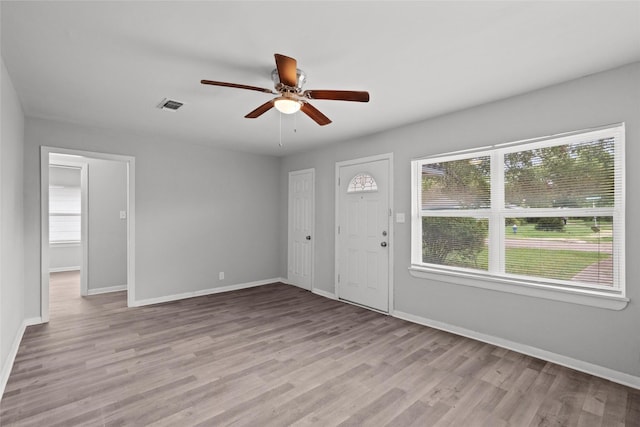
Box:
left=2, top=1, right=640, bottom=156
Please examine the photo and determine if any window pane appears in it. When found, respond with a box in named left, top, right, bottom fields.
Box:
left=504, top=138, right=615, bottom=208
left=49, top=186, right=81, bottom=242
left=50, top=214, right=81, bottom=242
left=422, top=156, right=490, bottom=210
left=49, top=187, right=81, bottom=214
left=422, top=217, right=488, bottom=270
left=347, top=173, right=378, bottom=193
left=505, top=217, right=613, bottom=286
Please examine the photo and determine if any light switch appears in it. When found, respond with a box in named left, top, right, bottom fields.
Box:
left=396, top=213, right=405, bottom=223
left=120, top=211, right=127, bottom=219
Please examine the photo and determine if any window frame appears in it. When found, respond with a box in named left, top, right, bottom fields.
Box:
left=410, top=124, right=627, bottom=310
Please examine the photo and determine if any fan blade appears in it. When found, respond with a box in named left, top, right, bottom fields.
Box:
left=245, top=100, right=275, bottom=118
left=304, top=90, right=370, bottom=102
left=300, top=102, right=332, bottom=126
left=274, top=54, right=298, bottom=87
left=201, top=80, right=274, bottom=94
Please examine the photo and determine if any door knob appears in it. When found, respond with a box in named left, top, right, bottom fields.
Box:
left=306, top=236, right=311, bottom=240
left=381, top=242, right=387, bottom=247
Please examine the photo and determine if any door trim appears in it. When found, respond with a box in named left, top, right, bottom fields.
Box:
left=287, top=168, right=315, bottom=291
left=40, top=146, right=136, bottom=322
left=335, top=153, right=394, bottom=313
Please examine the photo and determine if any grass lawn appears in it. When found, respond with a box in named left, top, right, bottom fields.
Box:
left=506, top=220, right=612, bottom=243
left=444, top=247, right=609, bottom=280
left=505, top=248, right=609, bottom=280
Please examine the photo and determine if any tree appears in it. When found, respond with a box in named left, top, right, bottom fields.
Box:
left=422, top=217, right=488, bottom=267
left=422, top=157, right=490, bottom=209
left=534, top=217, right=565, bottom=231
left=504, top=138, right=614, bottom=209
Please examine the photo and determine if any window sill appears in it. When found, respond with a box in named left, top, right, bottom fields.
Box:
left=408, top=265, right=628, bottom=310
left=50, top=241, right=81, bottom=248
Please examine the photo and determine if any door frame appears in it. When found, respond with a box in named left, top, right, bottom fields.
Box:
left=48, top=158, right=89, bottom=296
left=40, top=146, right=136, bottom=322
left=287, top=168, right=315, bottom=291
left=335, top=153, right=394, bottom=313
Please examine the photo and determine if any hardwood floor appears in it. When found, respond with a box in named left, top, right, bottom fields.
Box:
left=1, top=271, right=638, bottom=426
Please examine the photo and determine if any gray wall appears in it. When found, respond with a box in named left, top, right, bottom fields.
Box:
left=49, top=166, right=81, bottom=272
left=279, top=63, right=640, bottom=378
left=0, top=58, right=25, bottom=374
left=86, top=158, right=127, bottom=290
left=49, top=245, right=81, bottom=272
left=23, top=117, right=281, bottom=309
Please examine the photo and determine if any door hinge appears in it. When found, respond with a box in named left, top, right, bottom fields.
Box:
left=389, top=208, right=392, bottom=217
left=338, top=177, right=341, bottom=186
left=338, top=225, right=340, bottom=234
left=338, top=274, right=340, bottom=283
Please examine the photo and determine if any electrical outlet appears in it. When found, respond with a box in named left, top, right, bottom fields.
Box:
left=219, top=272, right=224, bottom=280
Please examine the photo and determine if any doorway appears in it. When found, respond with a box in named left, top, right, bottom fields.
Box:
left=287, top=168, right=315, bottom=290
left=48, top=159, right=88, bottom=298
left=335, top=154, right=393, bottom=313
left=40, top=147, right=136, bottom=322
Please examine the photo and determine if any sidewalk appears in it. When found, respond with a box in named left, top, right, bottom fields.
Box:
left=571, top=257, right=614, bottom=286
left=505, top=238, right=612, bottom=254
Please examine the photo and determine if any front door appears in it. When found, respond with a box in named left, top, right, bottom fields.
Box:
left=337, top=157, right=390, bottom=312
left=288, top=169, right=314, bottom=290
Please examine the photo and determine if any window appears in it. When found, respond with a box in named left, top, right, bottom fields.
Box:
left=49, top=185, right=81, bottom=243
left=347, top=172, right=378, bottom=193
left=411, top=124, right=626, bottom=307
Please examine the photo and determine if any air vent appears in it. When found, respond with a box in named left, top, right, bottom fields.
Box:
left=157, top=98, right=184, bottom=111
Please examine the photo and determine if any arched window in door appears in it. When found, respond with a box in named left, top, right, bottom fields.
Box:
left=347, top=172, right=378, bottom=193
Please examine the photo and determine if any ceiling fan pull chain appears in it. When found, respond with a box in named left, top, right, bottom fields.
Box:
left=294, top=112, right=297, bottom=133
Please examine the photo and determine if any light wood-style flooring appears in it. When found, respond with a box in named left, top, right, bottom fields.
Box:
left=1, top=271, right=638, bottom=426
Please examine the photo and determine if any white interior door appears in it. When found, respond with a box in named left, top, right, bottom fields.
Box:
left=337, top=158, right=390, bottom=312
left=288, top=169, right=314, bottom=290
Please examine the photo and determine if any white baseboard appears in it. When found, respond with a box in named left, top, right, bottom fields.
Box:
left=87, top=285, right=127, bottom=295
left=311, top=288, right=337, bottom=300
left=392, top=310, right=640, bottom=390
left=49, top=266, right=80, bottom=273
left=1, top=317, right=42, bottom=401
left=131, top=277, right=285, bottom=307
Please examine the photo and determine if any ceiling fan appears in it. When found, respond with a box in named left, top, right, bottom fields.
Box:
left=201, top=53, right=370, bottom=126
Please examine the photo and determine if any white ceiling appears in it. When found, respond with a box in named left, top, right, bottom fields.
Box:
left=2, top=1, right=639, bottom=156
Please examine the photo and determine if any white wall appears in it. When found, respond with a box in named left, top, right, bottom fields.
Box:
left=23, top=118, right=281, bottom=309
left=0, top=57, right=25, bottom=387
left=280, top=63, right=640, bottom=380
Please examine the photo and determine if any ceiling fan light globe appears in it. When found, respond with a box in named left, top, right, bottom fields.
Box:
left=274, top=98, right=302, bottom=114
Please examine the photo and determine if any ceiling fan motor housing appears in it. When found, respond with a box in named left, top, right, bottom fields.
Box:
left=271, top=68, right=306, bottom=91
